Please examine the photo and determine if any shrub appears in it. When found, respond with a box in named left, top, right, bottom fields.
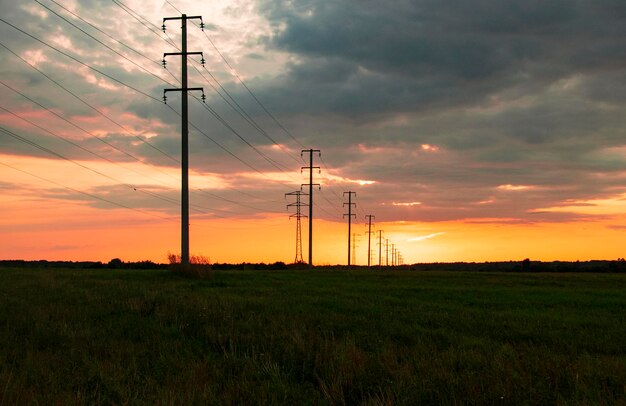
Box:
left=166, top=252, right=212, bottom=279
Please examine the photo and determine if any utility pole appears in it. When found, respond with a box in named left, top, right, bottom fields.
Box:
left=385, top=239, right=389, bottom=266
left=391, top=244, right=396, bottom=266
left=286, top=190, right=308, bottom=264
left=343, top=191, right=356, bottom=266
left=377, top=230, right=383, bottom=269
left=365, top=215, right=375, bottom=268
left=162, top=13, right=205, bottom=267
left=352, top=233, right=359, bottom=265
left=301, top=149, right=320, bottom=268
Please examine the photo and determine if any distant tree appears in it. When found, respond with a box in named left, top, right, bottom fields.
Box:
left=108, top=258, right=123, bottom=269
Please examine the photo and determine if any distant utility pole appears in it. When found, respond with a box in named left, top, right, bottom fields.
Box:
left=286, top=190, right=308, bottom=263
left=377, top=230, right=384, bottom=269
left=365, top=215, right=375, bottom=268
left=343, top=191, right=356, bottom=266
left=301, top=149, right=320, bottom=268
left=352, top=232, right=359, bottom=265
left=385, top=239, right=390, bottom=266
left=391, top=244, right=396, bottom=266
left=162, top=13, right=205, bottom=267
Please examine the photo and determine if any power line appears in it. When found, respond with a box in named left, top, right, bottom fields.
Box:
left=0, top=20, right=179, bottom=164
left=0, top=125, right=183, bottom=208
left=0, top=160, right=175, bottom=221
left=46, top=0, right=167, bottom=70
left=0, top=104, right=177, bottom=188
left=196, top=24, right=306, bottom=149
left=0, top=36, right=287, bottom=208
left=192, top=62, right=303, bottom=165
left=164, top=0, right=306, bottom=151
left=111, top=0, right=177, bottom=48
left=0, top=124, right=262, bottom=220
left=35, top=0, right=175, bottom=87
left=86, top=2, right=304, bottom=186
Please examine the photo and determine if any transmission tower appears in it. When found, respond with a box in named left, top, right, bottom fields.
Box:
left=286, top=190, right=308, bottom=263
left=377, top=230, right=384, bottom=269
left=343, top=191, right=356, bottom=266
left=365, top=215, right=375, bottom=268
left=301, top=149, right=320, bottom=268
left=352, top=232, right=359, bottom=265
left=162, top=13, right=205, bottom=266
left=391, top=244, right=396, bottom=266
left=385, top=239, right=390, bottom=266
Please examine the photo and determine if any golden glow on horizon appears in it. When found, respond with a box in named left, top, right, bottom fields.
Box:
left=4, top=183, right=626, bottom=265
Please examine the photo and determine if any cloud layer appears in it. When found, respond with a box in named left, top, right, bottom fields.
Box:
left=1, top=0, right=626, bottom=227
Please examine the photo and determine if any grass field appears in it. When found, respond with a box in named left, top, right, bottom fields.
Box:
left=0, top=267, right=624, bottom=404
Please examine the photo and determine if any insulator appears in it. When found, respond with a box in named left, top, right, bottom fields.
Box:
left=200, top=57, right=206, bottom=66
left=161, top=59, right=166, bottom=68
left=201, top=93, right=206, bottom=103
left=200, top=22, right=205, bottom=31
left=161, top=23, right=166, bottom=32
left=162, top=94, right=167, bottom=104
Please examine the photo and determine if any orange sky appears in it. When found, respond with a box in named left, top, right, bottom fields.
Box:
left=3, top=152, right=626, bottom=264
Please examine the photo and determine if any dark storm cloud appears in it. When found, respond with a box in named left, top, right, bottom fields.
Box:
left=255, top=0, right=626, bottom=117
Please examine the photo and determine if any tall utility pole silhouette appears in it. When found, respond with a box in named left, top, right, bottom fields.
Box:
left=286, top=190, right=308, bottom=263
left=162, top=14, right=205, bottom=267
left=365, top=215, right=375, bottom=268
left=385, top=239, right=390, bottom=266
left=377, top=230, right=384, bottom=268
left=391, top=244, right=396, bottom=266
left=301, top=149, right=320, bottom=268
left=343, top=191, right=356, bottom=266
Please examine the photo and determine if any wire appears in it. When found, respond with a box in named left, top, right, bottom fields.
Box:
left=166, top=0, right=305, bottom=155
left=195, top=24, right=306, bottom=150
left=1, top=160, right=176, bottom=221
left=0, top=19, right=179, bottom=164
left=111, top=0, right=177, bottom=48
left=46, top=0, right=166, bottom=70
left=2, top=4, right=326, bottom=221
left=0, top=125, right=181, bottom=206
left=190, top=94, right=297, bottom=178
left=192, top=62, right=304, bottom=165
left=97, top=1, right=306, bottom=189
left=35, top=0, right=175, bottom=87
left=0, top=104, right=178, bottom=187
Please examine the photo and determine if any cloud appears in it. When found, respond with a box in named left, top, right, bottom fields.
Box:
left=408, top=232, right=446, bottom=242
left=2, top=0, right=626, bottom=228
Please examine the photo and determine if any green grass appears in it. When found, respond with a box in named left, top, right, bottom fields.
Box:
left=0, top=268, right=624, bottom=404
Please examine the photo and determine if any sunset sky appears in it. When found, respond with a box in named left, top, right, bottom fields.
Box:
left=2, top=0, right=626, bottom=264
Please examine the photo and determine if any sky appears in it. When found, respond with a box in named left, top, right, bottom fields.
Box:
left=2, top=0, right=626, bottom=264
